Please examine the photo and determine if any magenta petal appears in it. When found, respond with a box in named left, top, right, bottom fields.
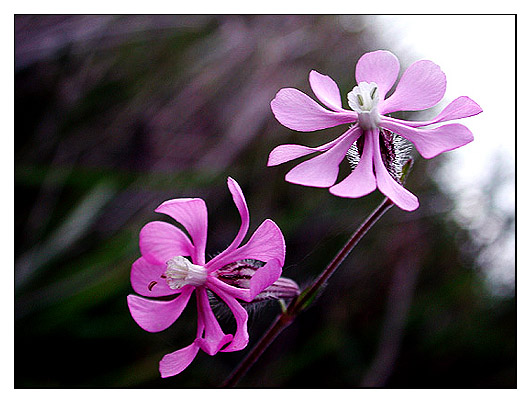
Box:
left=155, top=198, right=208, bottom=265
left=285, top=126, right=360, bottom=187
left=127, top=287, right=193, bottom=333
left=196, top=288, right=232, bottom=355
left=330, top=132, right=377, bottom=198
left=159, top=341, right=200, bottom=378
left=405, top=96, right=483, bottom=127
left=268, top=144, right=326, bottom=167
left=131, top=257, right=178, bottom=297
left=226, top=177, right=250, bottom=251
left=206, top=178, right=250, bottom=271
left=380, top=118, right=474, bottom=159
left=214, top=290, right=249, bottom=353
left=268, top=127, right=356, bottom=167
left=371, top=129, right=419, bottom=211
left=249, top=258, right=282, bottom=300
left=381, top=60, right=446, bottom=114
left=139, top=221, right=194, bottom=266
left=206, top=277, right=252, bottom=301
left=309, top=70, right=344, bottom=111
left=238, top=219, right=286, bottom=266
left=271, top=88, right=356, bottom=132
left=355, top=50, right=400, bottom=98
left=207, top=219, right=286, bottom=273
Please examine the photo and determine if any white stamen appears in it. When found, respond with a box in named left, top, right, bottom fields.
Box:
left=347, top=82, right=381, bottom=130
left=164, top=256, right=207, bottom=289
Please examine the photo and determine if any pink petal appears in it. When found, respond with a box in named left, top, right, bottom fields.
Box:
left=355, top=50, right=400, bottom=98
left=271, top=88, right=356, bottom=132
left=284, top=126, right=361, bottom=188
left=159, top=341, right=200, bottom=378
left=226, top=177, right=249, bottom=250
left=380, top=60, right=446, bottom=114
left=207, top=219, right=286, bottom=271
left=380, top=118, right=474, bottom=159
left=139, top=221, right=194, bottom=266
left=249, top=258, right=282, bottom=300
left=127, top=287, right=193, bottom=333
left=130, top=257, right=179, bottom=297
left=267, top=128, right=353, bottom=167
left=155, top=198, right=208, bottom=265
left=404, top=96, right=483, bottom=127
left=329, top=132, right=377, bottom=198
left=371, top=129, right=419, bottom=211
left=196, top=288, right=232, bottom=355
left=206, top=277, right=252, bottom=301
left=206, top=178, right=250, bottom=270
left=309, top=70, right=344, bottom=111
left=212, top=288, right=249, bottom=353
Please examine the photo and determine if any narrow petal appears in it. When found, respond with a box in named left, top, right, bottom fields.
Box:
left=371, top=129, right=419, bottom=211
left=196, top=288, right=232, bottom=355
left=223, top=177, right=250, bottom=254
left=139, top=221, right=194, bottom=266
left=212, top=288, right=249, bottom=353
left=271, top=88, right=356, bottom=132
left=380, top=118, right=474, bottom=159
left=249, top=258, right=283, bottom=300
left=207, top=219, right=286, bottom=272
left=131, top=257, right=179, bottom=297
left=402, top=96, right=483, bottom=128
left=329, top=132, right=377, bottom=198
left=207, top=259, right=283, bottom=302
left=267, top=127, right=355, bottom=167
left=127, top=287, right=193, bottom=333
left=355, top=50, right=400, bottom=98
left=284, top=126, right=361, bottom=188
left=206, top=277, right=252, bottom=301
left=309, top=70, right=344, bottom=111
left=381, top=60, right=446, bottom=114
left=159, top=342, right=200, bottom=378
left=155, top=198, right=208, bottom=265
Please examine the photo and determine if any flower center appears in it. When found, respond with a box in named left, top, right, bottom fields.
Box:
left=347, top=82, right=381, bottom=130
left=164, top=256, right=208, bottom=289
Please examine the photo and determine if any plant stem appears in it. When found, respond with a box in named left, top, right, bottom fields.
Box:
left=222, top=197, right=394, bottom=387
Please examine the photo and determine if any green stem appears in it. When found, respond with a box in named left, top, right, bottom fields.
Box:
left=222, top=197, right=394, bottom=387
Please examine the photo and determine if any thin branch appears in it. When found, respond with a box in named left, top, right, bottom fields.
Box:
left=222, top=197, right=394, bottom=387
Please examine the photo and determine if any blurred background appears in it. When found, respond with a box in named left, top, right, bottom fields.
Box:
left=15, top=15, right=515, bottom=388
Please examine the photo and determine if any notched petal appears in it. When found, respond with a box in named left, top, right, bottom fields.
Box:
left=159, top=342, right=201, bottom=378
left=309, top=70, right=344, bottom=111
left=355, top=50, right=400, bottom=98
left=271, top=88, right=356, bottom=132
left=131, top=257, right=179, bottom=297
left=381, top=59, right=447, bottom=114
left=139, top=221, right=194, bottom=266
left=380, top=119, right=474, bottom=159
left=127, top=288, right=193, bottom=333
left=155, top=198, right=208, bottom=265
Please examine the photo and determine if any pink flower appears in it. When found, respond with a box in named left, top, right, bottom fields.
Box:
left=268, top=50, right=482, bottom=211
left=127, top=177, right=286, bottom=377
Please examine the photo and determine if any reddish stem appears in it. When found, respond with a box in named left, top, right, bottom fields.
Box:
left=222, top=197, right=394, bottom=387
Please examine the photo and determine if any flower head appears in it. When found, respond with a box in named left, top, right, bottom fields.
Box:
left=127, top=177, right=287, bottom=377
left=268, top=50, right=482, bottom=211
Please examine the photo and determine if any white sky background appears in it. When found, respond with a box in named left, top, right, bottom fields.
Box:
left=362, top=15, right=516, bottom=294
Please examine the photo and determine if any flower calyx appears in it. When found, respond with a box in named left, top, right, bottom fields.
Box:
left=217, top=259, right=300, bottom=302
